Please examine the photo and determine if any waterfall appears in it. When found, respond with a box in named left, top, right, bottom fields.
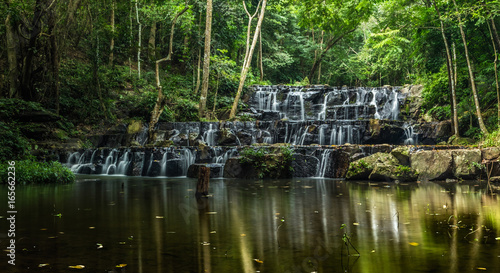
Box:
left=116, top=151, right=131, bottom=175
left=160, top=149, right=169, bottom=176
left=102, top=150, right=117, bottom=174
left=316, top=149, right=332, bottom=178
left=330, top=125, right=337, bottom=145
left=203, top=124, right=216, bottom=146
left=319, top=125, right=327, bottom=145
left=403, top=123, right=417, bottom=145
left=390, top=90, right=399, bottom=120
left=181, top=148, right=195, bottom=176
left=370, top=88, right=381, bottom=119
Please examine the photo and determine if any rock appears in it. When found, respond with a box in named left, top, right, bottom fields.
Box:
left=223, top=157, right=245, bottom=178
left=165, top=159, right=184, bottom=177
left=347, top=151, right=417, bottom=181
left=435, top=120, right=452, bottom=139
left=452, top=149, right=482, bottom=179
left=218, top=128, right=239, bottom=146
left=261, top=111, right=281, bottom=121
left=292, top=154, right=319, bottom=177
left=411, top=150, right=453, bottom=181
left=391, top=146, right=410, bottom=166
left=187, top=163, right=224, bottom=178
left=482, top=147, right=500, bottom=161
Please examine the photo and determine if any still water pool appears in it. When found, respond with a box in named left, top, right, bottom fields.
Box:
left=1, top=176, right=500, bottom=272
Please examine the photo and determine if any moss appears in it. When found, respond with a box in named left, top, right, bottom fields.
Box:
left=127, top=120, right=143, bottom=134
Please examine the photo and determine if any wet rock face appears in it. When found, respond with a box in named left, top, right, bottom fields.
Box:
left=292, top=154, right=319, bottom=177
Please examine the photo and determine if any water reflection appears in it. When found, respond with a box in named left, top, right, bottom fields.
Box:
left=0, top=178, right=499, bottom=272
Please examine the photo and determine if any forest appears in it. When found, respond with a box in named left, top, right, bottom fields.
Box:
left=1, top=0, right=500, bottom=154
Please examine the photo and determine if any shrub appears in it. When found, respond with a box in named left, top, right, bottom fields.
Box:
left=0, top=160, right=75, bottom=185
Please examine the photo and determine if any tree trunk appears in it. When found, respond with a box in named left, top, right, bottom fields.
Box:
left=453, top=0, right=488, bottom=135
left=129, top=0, right=133, bottom=76
left=198, top=0, right=213, bottom=118
left=229, top=0, right=267, bottom=119
left=48, top=8, right=60, bottom=114
left=135, top=0, right=142, bottom=79
left=488, top=21, right=500, bottom=127
left=259, top=27, right=264, bottom=81
left=317, top=30, right=324, bottom=83
left=196, top=166, right=211, bottom=198
left=5, top=13, right=18, bottom=98
left=241, top=1, right=262, bottom=69
left=148, top=3, right=189, bottom=141
left=148, top=22, right=157, bottom=61
left=432, top=0, right=459, bottom=136
left=109, top=0, right=116, bottom=66
left=490, top=18, right=500, bottom=54
left=194, top=12, right=202, bottom=94
left=20, top=0, right=44, bottom=101
left=308, top=28, right=356, bottom=81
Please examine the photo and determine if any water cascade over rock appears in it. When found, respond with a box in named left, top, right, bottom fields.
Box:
left=62, top=85, right=452, bottom=179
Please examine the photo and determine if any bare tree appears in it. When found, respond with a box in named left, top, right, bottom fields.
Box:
left=229, top=0, right=267, bottom=119
left=452, top=0, right=488, bottom=135
left=198, top=0, right=213, bottom=118
left=432, top=0, right=459, bottom=136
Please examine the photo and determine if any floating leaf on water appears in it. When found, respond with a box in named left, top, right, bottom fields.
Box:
left=240, top=234, right=246, bottom=237
left=371, top=250, right=376, bottom=253
left=119, top=242, right=126, bottom=245
left=116, top=264, right=127, bottom=268
left=201, top=242, right=210, bottom=246
left=476, top=267, right=487, bottom=271
left=38, top=264, right=49, bottom=267
left=210, top=231, right=217, bottom=234
left=187, top=189, right=194, bottom=192
left=89, top=227, right=95, bottom=229
left=97, top=243, right=103, bottom=249
left=253, top=259, right=264, bottom=264
left=68, top=265, right=85, bottom=269
left=48, top=236, right=57, bottom=239
left=54, top=213, right=62, bottom=217
left=205, top=212, right=217, bottom=215
left=59, top=232, right=64, bottom=235
left=156, top=216, right=164, bottom=219
left=353, top=223, right=360, bottom=226
left=409, top=242, right=419, bottom=246
left=496, top=237, right=500, bottom=240
left=40, top=228, right=47, bottom=231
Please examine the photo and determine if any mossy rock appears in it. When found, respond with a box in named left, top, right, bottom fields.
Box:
left=154, top=140, right=174, bottom=147
left=127, top=120, right=143, bottom=134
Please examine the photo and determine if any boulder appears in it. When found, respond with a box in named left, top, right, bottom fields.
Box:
left=482, top=147, right=500, bottom=161
left=452, top=149, right=482, bottom=179
left=218, top=128, right=239, bottom=146
left=292, top=154, right=319, bottom=177
left=411, top=150, right=453, bottom=181
left=347, top=151, right=418, bottom=181
left=391, top=146, right=410, bottom=166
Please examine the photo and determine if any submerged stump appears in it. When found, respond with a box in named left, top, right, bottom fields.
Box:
left=196, top=166, right=210, bottom=198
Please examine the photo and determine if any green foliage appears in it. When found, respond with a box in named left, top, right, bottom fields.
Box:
left=239, top=146, right=295, bottom=178
left=395, top=165, right=417, bottom=176
left=482, top=129, right=500, bottom=147
left=0, top=160, right=75, bottom=185
left=0, top=122, right=32, bottom=162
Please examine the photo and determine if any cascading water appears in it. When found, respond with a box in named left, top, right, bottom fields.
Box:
left=64, top=85, right=414, bottom=179
left=316, top=149, right=332, bottom=178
